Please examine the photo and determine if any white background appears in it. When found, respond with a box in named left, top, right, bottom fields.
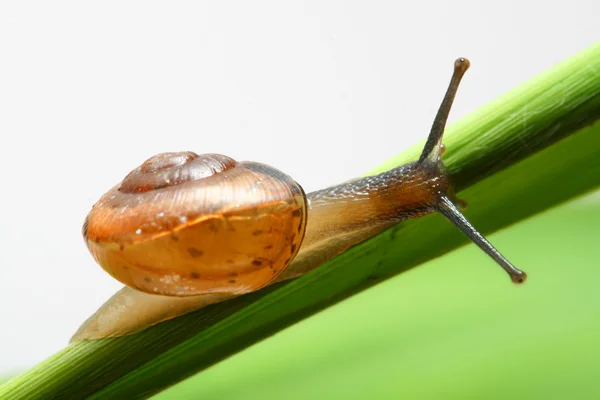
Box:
left=0, top=1, right=598, bottom=373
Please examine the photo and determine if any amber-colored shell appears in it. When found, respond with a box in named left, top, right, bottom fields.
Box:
left=83, top=152, right=307, bottom=297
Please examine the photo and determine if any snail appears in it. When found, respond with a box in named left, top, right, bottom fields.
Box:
left=72, top=58, right=526, bottom=342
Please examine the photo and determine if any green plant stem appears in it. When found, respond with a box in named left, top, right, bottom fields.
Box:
left=2, top=42, right=600, bottom=400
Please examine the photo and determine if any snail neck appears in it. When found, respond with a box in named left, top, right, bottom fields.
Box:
left=278, top=161, right=447, bottom=280
left=309, top=161, right=445, bottom=227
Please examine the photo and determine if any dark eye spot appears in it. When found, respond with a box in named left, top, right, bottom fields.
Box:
left=190, top=272, right=201, bottom=279
left=264, top=244, right=273, bottom=250
left=292, top=209, right=302, bottom=217
left=228, top=279, right=237, bottom=284
left=290, top=244, right=297, bottom=254
left=226, top=259, right=234, bottom=264
left=252, top=230, right=263, bottom=236
left=119, top=244, right=125, bottom=251
left=144, top=277, right=152, bottom=283
left=187, top=248, right=204, bottom=257
left=252, top=259, right=263, bottom=266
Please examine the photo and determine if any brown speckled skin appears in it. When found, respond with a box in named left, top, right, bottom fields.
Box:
left=280, top=160, right=446, bottom=279
left=84, top=152, right=307, bottom=297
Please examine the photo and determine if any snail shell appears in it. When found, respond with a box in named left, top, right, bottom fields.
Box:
left=83, top=152, right=307, bottom=297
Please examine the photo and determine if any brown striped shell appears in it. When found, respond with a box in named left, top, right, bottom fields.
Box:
left=83, top=152, right=307, bottom=297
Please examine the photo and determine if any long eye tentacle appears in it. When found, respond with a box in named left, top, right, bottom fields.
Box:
left=418, top=58, right=470, bottom=165
left=417, top=57, right=527, bottom=284
left=437, top=195, right=527, bottom=284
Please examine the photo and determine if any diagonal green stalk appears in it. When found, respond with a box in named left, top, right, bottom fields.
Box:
left=2, top=42, right=600, bottom=400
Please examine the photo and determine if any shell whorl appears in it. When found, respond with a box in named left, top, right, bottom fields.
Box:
left=119, top=152, right=236, bottom=194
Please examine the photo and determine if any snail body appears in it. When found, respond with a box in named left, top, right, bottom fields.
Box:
left=73, top=58, right=526, bottom=341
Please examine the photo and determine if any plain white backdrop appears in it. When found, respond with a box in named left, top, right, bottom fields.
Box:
left=0, top=1, right=598, bottom=373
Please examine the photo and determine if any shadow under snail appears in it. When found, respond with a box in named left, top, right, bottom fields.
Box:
left=72, top=58, right=527, bottom=342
